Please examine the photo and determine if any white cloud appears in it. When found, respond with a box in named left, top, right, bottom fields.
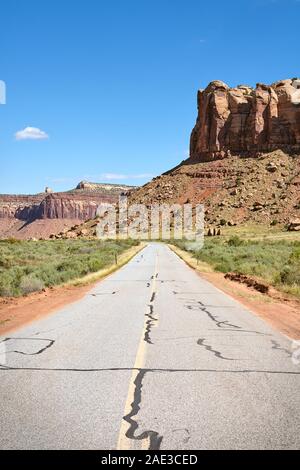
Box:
left=15, top=126, right=49, bottom=141
left=100, top=173, right=128, bottom=180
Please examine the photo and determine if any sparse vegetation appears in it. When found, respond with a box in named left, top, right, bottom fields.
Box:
left=172, top=235, right=300, bottom=298
left=0, top=238, right=139, bottom=297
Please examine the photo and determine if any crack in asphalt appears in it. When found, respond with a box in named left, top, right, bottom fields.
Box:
left=159, top=280, right=187, bottom=283
left=90, top=291, right=117, bottom=296
left=173, top=294, right=242, bottom=330
left=271, top=340, right=292, bottom=357
left=156, top=335, right=198, bottom=342
left=208, top=329, right=271, bottom=336
left=122, top=370, right=163, bottom=450
left=173, top=291, right=216, bottom=295
left=144, top=305, right=158, bottom=345
left=197, top=338, right=235, bottom=361
left=181, top=302, right=236, bottom=308
left=0, top=338, right=55, bottom=356
left=174, top=291, right=197, bottom=295
left=120, top=251, right=162, bottom=449
left=186, top=303, right=241, bottom=329
left=0, top=365, right=299, bottom=375
left=143, top=268, right=158, bottom=345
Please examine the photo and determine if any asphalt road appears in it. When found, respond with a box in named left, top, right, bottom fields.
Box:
left=0, top=243, right=299, bottom=450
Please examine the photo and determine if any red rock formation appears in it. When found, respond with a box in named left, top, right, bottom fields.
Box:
left=0, top=192, right=116, bottom=222
left=0, top=195, right=44, bottom=220
left=190, top=78, right=300, bottom=161
left=0, top=183, right=136, bottom=223
left=38, top=193, right=115, bottom=220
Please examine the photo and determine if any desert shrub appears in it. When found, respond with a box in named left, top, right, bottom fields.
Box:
left=87, top=257, right=106, bottom=272
left=77, top=246, right=93, bottom=254
left=290, top=247, right=300, bottom=261
left=0, top=238, right=139, bottom=296
left=227, top=236, right=244, bottom=247
left=0, top=255, right=14, bottom=268
left=279, top=248, right=300, bottom=286
left=171, top=236, right=300, bottom=298
left=0, top=274, right=15, bottom=296
left=214, top=260, right=234, bottom=273
left=280, top=265, right=300, bottom=286
left=19, top=275, right=45, bottom=295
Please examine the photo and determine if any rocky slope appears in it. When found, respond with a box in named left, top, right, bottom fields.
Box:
left=130, top=149, right=300, bottom=227
left=0, top=182, right=135, bottom=239
left=129, top=78, right=300, bottom=228
left=61, top=148, right=300, bottom=239
left=190, top=78, right=300, bottom=161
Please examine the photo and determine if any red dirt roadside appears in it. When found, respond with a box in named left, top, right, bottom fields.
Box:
left=0, top=284, right=94, bottom=335
left=0, top=243, right=145, bottom=335
left=201, top=272, right=300, bottom=340
left=169, top=244, right=300, bottom=340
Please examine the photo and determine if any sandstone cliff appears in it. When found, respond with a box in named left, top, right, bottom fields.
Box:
left=0, top=182, right=135, bottom=239
left=190, top=78, right=300, bottom=161
left=129, top=77, right=300, bottom=227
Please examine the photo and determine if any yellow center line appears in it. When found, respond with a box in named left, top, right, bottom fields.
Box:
left=117, top=250, right=159, bottom=450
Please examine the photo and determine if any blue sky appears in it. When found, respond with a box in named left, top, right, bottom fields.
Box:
left=0, top=0, right=299, bottom=194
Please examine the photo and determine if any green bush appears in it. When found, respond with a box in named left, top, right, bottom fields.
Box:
left=279, top=248, right=300, bottom=286
left=87, top=257, right=106, bottom=272
left=0, top=275, right=15, bottom=297
left=280, top=265, right=300, bottom=286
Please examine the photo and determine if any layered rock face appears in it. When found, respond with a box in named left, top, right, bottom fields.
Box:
left=0, top=192, right=116, bottom=222
left=190, top=78, right=300, bottom=161
left=0, top=183, right=136, bottom=238
left=37, top=192, right=116, bottom=220
left=0, top=195, right=44, bottom=220
left=0, top=183, right=135, bottom=222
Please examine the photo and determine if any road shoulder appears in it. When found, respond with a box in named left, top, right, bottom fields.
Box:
left=169, top=244, right=300, bottom=340
left=0, top=243, right=146, bottom=335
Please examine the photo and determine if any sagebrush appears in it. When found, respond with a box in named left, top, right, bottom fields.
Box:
left=0, top=238, right=139, bottom=297
left=173, top=237, right=300, bottom=298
